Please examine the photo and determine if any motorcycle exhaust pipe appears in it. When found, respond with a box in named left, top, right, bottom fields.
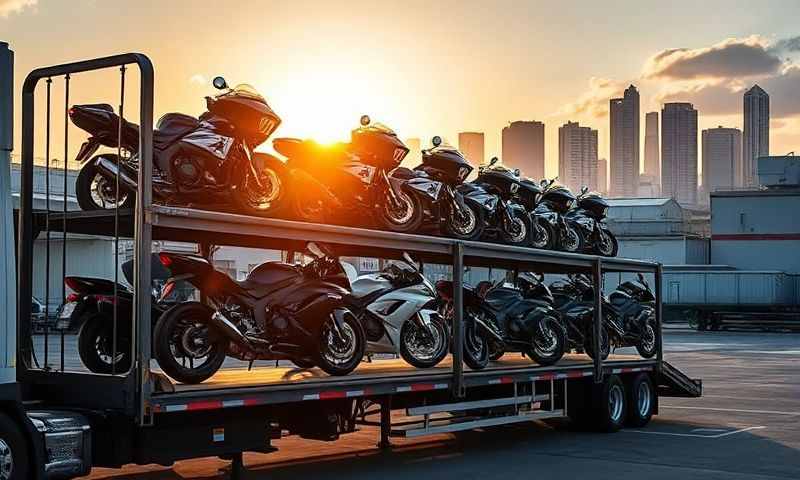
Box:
left=209, top=311, right=253, bottom=349
left=94, top=155, right=140, bottom=193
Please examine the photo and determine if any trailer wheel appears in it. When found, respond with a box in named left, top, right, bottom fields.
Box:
left=0, top=412, right=29, bottom=480
left=593, top=374, right=627, bottom=432
left=625, top=372, right=655, bottom=427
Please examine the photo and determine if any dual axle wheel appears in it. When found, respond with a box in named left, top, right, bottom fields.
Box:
left=568, top=372, right=655, bottom=432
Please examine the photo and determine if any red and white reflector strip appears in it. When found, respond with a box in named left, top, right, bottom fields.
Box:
left=395, top=383, right=448, bottom=393
left=302, top=389, right=369, bottom=401
left=531, top=370, right=593, bottom=382
left=611, top=366, right=651, bottom=374
left=487, top=376, right=514, bottom=385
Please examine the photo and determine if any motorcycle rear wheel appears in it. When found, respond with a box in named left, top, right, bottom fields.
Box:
left=461, top=319, right=490, bottom=370
left=76, top=161, right=135, bottom=211
left=635, top=317, right=658, bottom=359
left=77, top=313, right=132, bottom=374
left=584, top=325, right=610, bottom=361
left=400, top=315, right=449, bottom=368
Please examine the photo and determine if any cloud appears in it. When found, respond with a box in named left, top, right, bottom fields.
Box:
left=556, top=77, right=628, bottom=118
left=0, top=0, right=35, bottom=17
left=642, top=36, right=783, bottom=80
left=189, top=74, right=207, bottom=85
left=771, top=36, right=800, bottom=53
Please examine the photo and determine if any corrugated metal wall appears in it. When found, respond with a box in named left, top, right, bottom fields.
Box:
left=663, top=270, right=795, bottom=306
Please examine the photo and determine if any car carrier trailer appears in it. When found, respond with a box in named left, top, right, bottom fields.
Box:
left=0, top=48, right=702, bottom=480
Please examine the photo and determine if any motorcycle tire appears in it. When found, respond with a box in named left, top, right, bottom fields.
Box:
left=399, top=315, right=449, bottom=368
left=488, top=339, right=505, bottom=361
left=153, top=302, right=227, bottom=384
left=597, top=229, right=619, bottom=257
left=530, top=217, right=556, bottom=250
left=291, top=358, right=316, bottom=369
left=76, top=161, right=136, bottom=211
left=316, top=310, right=366, bottom=376
left=231, top=157, right=286, bottom=217
left=461, top=319, right=490, bottom=370
left=584, top=325, right=610, bottom=361
left=444, top=200, right=485, bottom=241
left=380, top=191, right=424, bottom=233
left=526, top=316, right=566, bottom=366
left=559, top=223, right=585, bottom=253
left=500, top=210, right=532, bottom=246
left=635, top=317, right=659, bottom=359
left=77, top=313, right=132, bottom=374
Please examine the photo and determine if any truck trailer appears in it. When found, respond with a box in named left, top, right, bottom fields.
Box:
left=0, top=49, right=701, bottom=480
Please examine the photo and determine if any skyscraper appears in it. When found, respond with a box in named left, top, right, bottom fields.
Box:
left=597, top=158, right=608, bottom=195
left=644, top=111, right=660, bottom=191
left=458, top=132, right=485, bottom=167
left=502, top=121, right=545, bottom=179
left=702, top=126, right=742, bottom=202
left=743, top=85, right=769, bottom=186
left=403, top=137, right=422, bottom=169
left=558, top=121, right=598, bottom=192
left=609, top=85, right=640, bottom=197
left=661, top=102, right=698, bottom=206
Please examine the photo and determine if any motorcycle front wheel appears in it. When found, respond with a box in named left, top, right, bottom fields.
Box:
left=153, top=302, right=227, bottom=384
left=380, top=191, right=423, bottom=233
left=526, top=316, right=566, bottom=366
left=316, top=310, right=366, bottom=376
left=559, top=223, right=585, bottom=253
left=75, top=161, right=135, bottom=211
left=597, top=229, right=619, bottom=257
left=500, top=211, right=531, bottom=246
left=584, top=325, right=611, bottom=360
left=400, top=314, right=449, bottom=368
left=530, top=217, right=556, bottom=250
left=231, top=163, right=285, bottom=217
left=444, top=201, right=484, bottom=240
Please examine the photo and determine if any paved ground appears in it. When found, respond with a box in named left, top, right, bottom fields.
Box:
left=75, top=328, right=800, bottom=479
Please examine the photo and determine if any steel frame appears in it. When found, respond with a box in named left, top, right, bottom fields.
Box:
left=18, top=53, right=663, bottom=429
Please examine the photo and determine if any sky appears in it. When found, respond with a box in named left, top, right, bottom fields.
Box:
left=2, top=0, right=800, bottom=178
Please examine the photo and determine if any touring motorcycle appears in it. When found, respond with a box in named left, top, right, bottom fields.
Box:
left=528, top=179, right=584, bottom=253
left=153, top=243, right=365, bottom=384
left=467, top=157, right=531, bottom=246
left=273, top=116, right=415, bottom=232
left=69, top=76, right=285, bottom=216
left=514, top=177, right=556, bottom=249
left=345, top=253, right=449, bottom=368
left=390, top=136, right=487, bottom=240
left=565, top=186, right=618, bottom=256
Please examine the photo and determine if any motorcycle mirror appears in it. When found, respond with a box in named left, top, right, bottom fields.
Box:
left=514, top=168, right=521, bottom=177
left=360, top=114, right=371, bottom=126
left=402, top=252, right=419, bottom=270
left=581, top=185, right=588, bottom=194
left=307, top=242, right=325, bottom=258
left=540, top=179, right=548, bottom=187
left=212, top=76, right=228, bottom=90
left=489, top=157, right=499, bottom=166
left=432, top=136, right=442, bottom=147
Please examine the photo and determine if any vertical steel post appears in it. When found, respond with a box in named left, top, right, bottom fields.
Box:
left=0, top=42, right=15, bottom=384
left=378, top=396, right=392, bottom=449
left=452, top=242, right=465, bottom=397
left=655, top=264, right=664, bottom=373
left=60, top=74, right=70, bottom=372
left=135, top=57, right=155, bottom=426
left=592, top=258, right=603, bottom=383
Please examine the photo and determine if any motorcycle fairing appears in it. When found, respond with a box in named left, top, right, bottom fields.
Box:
left=342, top=161, right=377, bottom=185
left=404, top=177, right=443, bottom=200
left=180, top=129, right=235, bottom=161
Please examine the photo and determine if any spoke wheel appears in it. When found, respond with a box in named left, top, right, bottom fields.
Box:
left=236, top=167, right=283, bottom=215
left=400, top=316, right=449, bottom=368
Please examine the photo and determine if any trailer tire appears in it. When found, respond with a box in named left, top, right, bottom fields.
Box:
left=592, top=374, right=627, bottom=433
left=0, top=412, right=29, bottom=480
left=625, top=373, right=655, bottom=427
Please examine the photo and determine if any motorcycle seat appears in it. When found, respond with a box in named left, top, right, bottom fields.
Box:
left=154, top=113, right=200, bottom=149
left=235, top=276, right=297, bottom=297
left=483, top=287, right=522, bottom=310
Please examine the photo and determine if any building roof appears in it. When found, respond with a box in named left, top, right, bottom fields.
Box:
left=606, top=197, right=674, bottom=207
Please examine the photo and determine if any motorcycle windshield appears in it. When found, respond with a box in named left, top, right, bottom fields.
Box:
left=217, top=84, right=266, bottom=102
left=355, top=122, right=397, bottom=137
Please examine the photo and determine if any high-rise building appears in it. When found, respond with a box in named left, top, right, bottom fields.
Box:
left=597, top=158, right=608, bottom=195
left=702, top=126, right=742, bottom=203
left=558, top=121, right=598, bottom=192
left=502, top=121, right=545, bottom=179
left=609, top=85, right=640, bottom=197
left=644, top=111, right=660, bottom=192
left=402, top=137, right=422, bottom=169
left=458, top=132, right=485, bottom=167
left=661, top=102, right=698, bottom=206
left=743, top=85, right=769, bottom=186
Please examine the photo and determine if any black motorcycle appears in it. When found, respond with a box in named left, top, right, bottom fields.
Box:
left=606, top=274, right=658, bottom=358
left=433, top=280, right=496, bottom=370
left=468, top=157, right=531, bottom=246
left=70, top=76, right=285, bottom=216
left=273, top=116, right=415, bottom=232
left=445, top=276, right=566, bottom=367
left=547, top=274, right=610, bottom=359
left=153, top=243, right=365, bottom=384
left=57, top=256, right=173, bottom=374
left=390, top=136, right=485, bottom=240
left=514, top=177, right=556, bottom=250
left=533, top=179, right=584, bottom=253
left=565, top=186, right=618, bottom=256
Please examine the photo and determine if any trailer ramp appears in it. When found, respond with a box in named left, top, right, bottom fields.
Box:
left=658, top=361, right=702, bottom=398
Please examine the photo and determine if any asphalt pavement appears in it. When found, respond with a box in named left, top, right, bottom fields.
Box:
left=76, top=328, right=800, bottom=479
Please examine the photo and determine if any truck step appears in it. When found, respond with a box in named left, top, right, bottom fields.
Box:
left=407, top=394, right=550, bottom=416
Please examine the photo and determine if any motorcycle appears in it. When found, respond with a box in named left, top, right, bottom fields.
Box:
left=514, top=177, right=556, bottom=250
left=390, top=136, right=485, bottom=240
left=273, top=116, right=415, bottom=232
left=69, top=76, right=285, bottom=216
left=153, top=242, right=365, bottom=384
left=468, top=157, right=531, bottom=246
left=433, top=280, right=497, bottom=370
left=345, top=253, right=449, bottom=368
left=606, top=273, right=658, bottom=358
left=565, top=186, right=618, bottom=256
left=547, top=274, right=610, bottom=359
left=533, top=179, right=584, bottom=253
left=440, top=276, right=566, bottom=367
left=57, top=256, right=173, bottom=374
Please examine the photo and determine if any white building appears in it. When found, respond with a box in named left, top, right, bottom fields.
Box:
left=701, top=126, right=742, bottom=204
left=558, top=121, right=598, bottom=192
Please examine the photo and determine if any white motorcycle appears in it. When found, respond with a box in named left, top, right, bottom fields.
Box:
left=345, top=253, right=449, bottom=368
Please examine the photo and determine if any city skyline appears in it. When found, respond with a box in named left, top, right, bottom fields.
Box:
left=662, top=102, right=699, bottom=206
left=609, top=85, right=640, bottom=197
left=702, top=126, right=742, bottom=203
left=558, top=121, right=598, bottom=193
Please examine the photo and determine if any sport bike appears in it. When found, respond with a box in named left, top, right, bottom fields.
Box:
left=273, top=116, right=414, bottom=232
left=346, top=253, right=449, bottom=368
left=469, top=157, right=531, bottom=246
left=606, top=274, right=658, bottom=358
left=391, top=136, right=486, bottom=240
left=531, top=179, right=583, bottom=253
left=69, top=76, right=285, bottom=216
left=514, top=177, right=557, bottom=250
left=153, top=243, right=365, bottom=384
left=547, top=274, right=610, bottom=359
left=565, top=186, right=618, bottom=256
